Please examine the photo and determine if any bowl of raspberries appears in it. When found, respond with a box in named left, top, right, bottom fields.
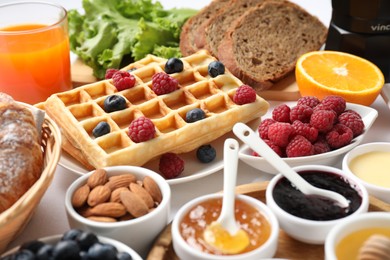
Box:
left=238, top=95, right=378, bottom=175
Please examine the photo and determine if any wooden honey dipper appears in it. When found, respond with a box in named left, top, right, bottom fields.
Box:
left=358, top=234, right=390, bottom=260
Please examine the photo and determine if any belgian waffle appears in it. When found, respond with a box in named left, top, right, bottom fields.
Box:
left=45, top=50, right=269, bottom=169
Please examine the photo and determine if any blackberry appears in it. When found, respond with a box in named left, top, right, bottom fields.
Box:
left=164, top=58, right=184, bottom=74
left=208, top=61, right=225, bottom=77
left=185, top=108, right=205, bottom=123
left=196, top=145, right=216, bottom=163
left=104, top=95, right=127, bottom=113
left=92, top=122, right=110, bottom=138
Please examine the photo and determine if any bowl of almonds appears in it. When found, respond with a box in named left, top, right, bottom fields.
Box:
left=64, top=166, right=171, bottom=257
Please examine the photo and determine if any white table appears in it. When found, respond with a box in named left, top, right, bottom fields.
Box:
left=7, top=0, right=390, bottom=255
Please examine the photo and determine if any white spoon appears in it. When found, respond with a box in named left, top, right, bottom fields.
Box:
left=203, top=138, right=250, bottom=254
left=233, top=122, right=349, bottom=208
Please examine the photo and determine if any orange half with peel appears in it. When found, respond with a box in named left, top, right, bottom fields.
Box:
left=295, top=51, right=384, bottom=106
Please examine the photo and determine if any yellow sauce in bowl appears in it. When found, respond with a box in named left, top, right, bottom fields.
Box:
left=349, top=151, right=390, bottom=188
left=336, top=228, right=390, bottom=260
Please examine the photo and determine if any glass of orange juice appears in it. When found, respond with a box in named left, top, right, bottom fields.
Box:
left=0, top=1, right=71, bottom=104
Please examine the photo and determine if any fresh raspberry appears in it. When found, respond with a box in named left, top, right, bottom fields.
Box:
left=290, top=105, right=313, bottom=123
left=297, top=96, right=320, bottom=108
left=127, top=117, right=156, bottom=143
left=252, top=139, right=284, bottom=157
left=272, top=104, right=291, bottom=123
left=233, top=85, right=257, bottom=105
left=292, top=120, right=318, bottom=143
left=257, top=118, right=276, bottom=139
left=313, top=137, right=331, bottom=154
left=286, top=135, right=314, bottom=158
left=338, top=111, right=364, bottom=137
left=310, top=109, right=337, bottom=133
left=343, top=109, right=362, bottom=119
left=105, top=68, right=119, bottom=79
left=268, top=122, right=295, bottom=147
left=112, top=71, right=136, bottom=91
left=152, top=72, right=178, bottom=95
left=326, top=124, right=353, bottom=149
left=159, top=153, right=184, bottom=179
left=320, top=95, right=346, bottom=115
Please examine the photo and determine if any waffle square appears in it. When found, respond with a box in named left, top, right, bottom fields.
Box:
left=45, top=50, right=269, bottom=168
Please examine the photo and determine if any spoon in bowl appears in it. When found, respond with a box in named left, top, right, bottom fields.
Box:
left=203, top=138, right=250, bottom=254
left=358, top=234, right=390, bottom=260
left=233, top=122, right=349, bottom=208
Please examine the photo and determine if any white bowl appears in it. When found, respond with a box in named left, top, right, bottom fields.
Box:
left=342, top=142, right=390, bottom=204
left=239, top=103, right=378, bottom=174
left=171, top=193, right=279, bottom=260
left=266, top=165, right=369, bottom=244
left=325, top=212, right=390, bottom=260
left=1, top=234, right=142, bottom=260
left=65, top=166, right=171, bottom=258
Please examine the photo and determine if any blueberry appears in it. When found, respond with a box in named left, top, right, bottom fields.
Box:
left=208, top=61, right=225, bottom=77
left=196, top=145, right=216, bottom=163
left=10, top=249, right=35, bottom=260
left=104, top=95, right=127, bottom=113
left=76, top=231, right=99, bottom=251
left=164, top=58, right=184, bottom=74
left=20, top=240, right=45, bottom=254
left=61, top=229, right=83, bottom=241
left=87, top=243, right=117, bottom=260
left=51, top=240, right=80, bottom=260
left=36, top=244, right=54, bottom=260
left=92, top=122, right=110, bottom=138
left=185, top=108, right=206, bottom=123
left=116, top=252, right=133, bottom=260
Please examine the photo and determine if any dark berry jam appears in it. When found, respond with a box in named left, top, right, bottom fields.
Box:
left=272, top=170, right=362, bottom=221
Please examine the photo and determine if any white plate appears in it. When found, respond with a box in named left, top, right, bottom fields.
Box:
left=1, top=234, right=142, bottom=260
left=238, top=102, right=378, bottom=175
left=59, top=118, right=261, bottom=185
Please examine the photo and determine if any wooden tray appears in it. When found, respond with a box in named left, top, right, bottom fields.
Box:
left=146, top=181, right=390, bottom=260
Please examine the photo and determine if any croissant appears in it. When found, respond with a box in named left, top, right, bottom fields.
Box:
left=0, top=93, right=43, bottom=213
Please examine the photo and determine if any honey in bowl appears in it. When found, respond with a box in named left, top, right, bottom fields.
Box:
left=335, top=228, right=390, bottom=260
left=179, top=197, right=271, bottom=255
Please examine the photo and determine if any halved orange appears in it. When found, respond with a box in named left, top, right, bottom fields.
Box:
left=295, top=51, right=385, bottom=106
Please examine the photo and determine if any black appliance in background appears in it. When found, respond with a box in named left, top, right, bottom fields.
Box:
left=325, top=0, right=390, bottom=82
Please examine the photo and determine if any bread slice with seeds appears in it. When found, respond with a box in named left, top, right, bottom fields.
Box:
left=217, top=1, right=328, bottom=91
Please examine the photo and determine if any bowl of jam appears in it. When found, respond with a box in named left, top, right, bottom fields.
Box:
left=266, top=165, right=369, bottom=244
left=325, top=212, right=390, bottom=260
left=342, top=142, right=390, bottom=204
left=171, top=193, right=279, bottom=260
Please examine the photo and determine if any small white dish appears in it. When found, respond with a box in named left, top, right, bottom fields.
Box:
left=239, top=103, right=378, bottom=175
left=65, top=166, right=171, bottom=257
left=172, top=193, right=279, bottom=260
left=342, top=142, right=390, bottom=203
left=60, top=118, right=260, bottom=184
left=266, top=165, right=369, bottom=245
left=325, top=212, right=390, bottom=260
left=1, top=234, right=143, bottom=260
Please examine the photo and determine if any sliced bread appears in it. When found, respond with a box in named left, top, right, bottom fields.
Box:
left=179, top=0, right=230, bottom=56
left=204, top=0, right=271, bottom=56
left=217, top=1, right=328, bottom=91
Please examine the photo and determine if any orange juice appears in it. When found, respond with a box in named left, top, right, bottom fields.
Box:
left=0, top=23, right=71, bottom=104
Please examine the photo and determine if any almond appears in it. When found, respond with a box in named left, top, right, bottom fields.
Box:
left=143, top=176, right=162, bottom=203
left=87, top=216, right=117, bottom=223
left=120, top=190, right=149, bottom=218
left=78, top=206, right=94, bottom=218
left=129, top=182, right=154, bottom=208
left=87, top=185, right=111, bottom=207
left=72, top=185, right=90, bottom=208
left=90, top=202, right=127, bottom=218
left=87, top=169, right=108, bottom=189
left=110, top=187, right=129, bottom=203
left=105, top=174, right=136, bottom=190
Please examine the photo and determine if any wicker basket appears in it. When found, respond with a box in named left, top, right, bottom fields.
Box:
left=0, top=114, right=62, bottom=253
